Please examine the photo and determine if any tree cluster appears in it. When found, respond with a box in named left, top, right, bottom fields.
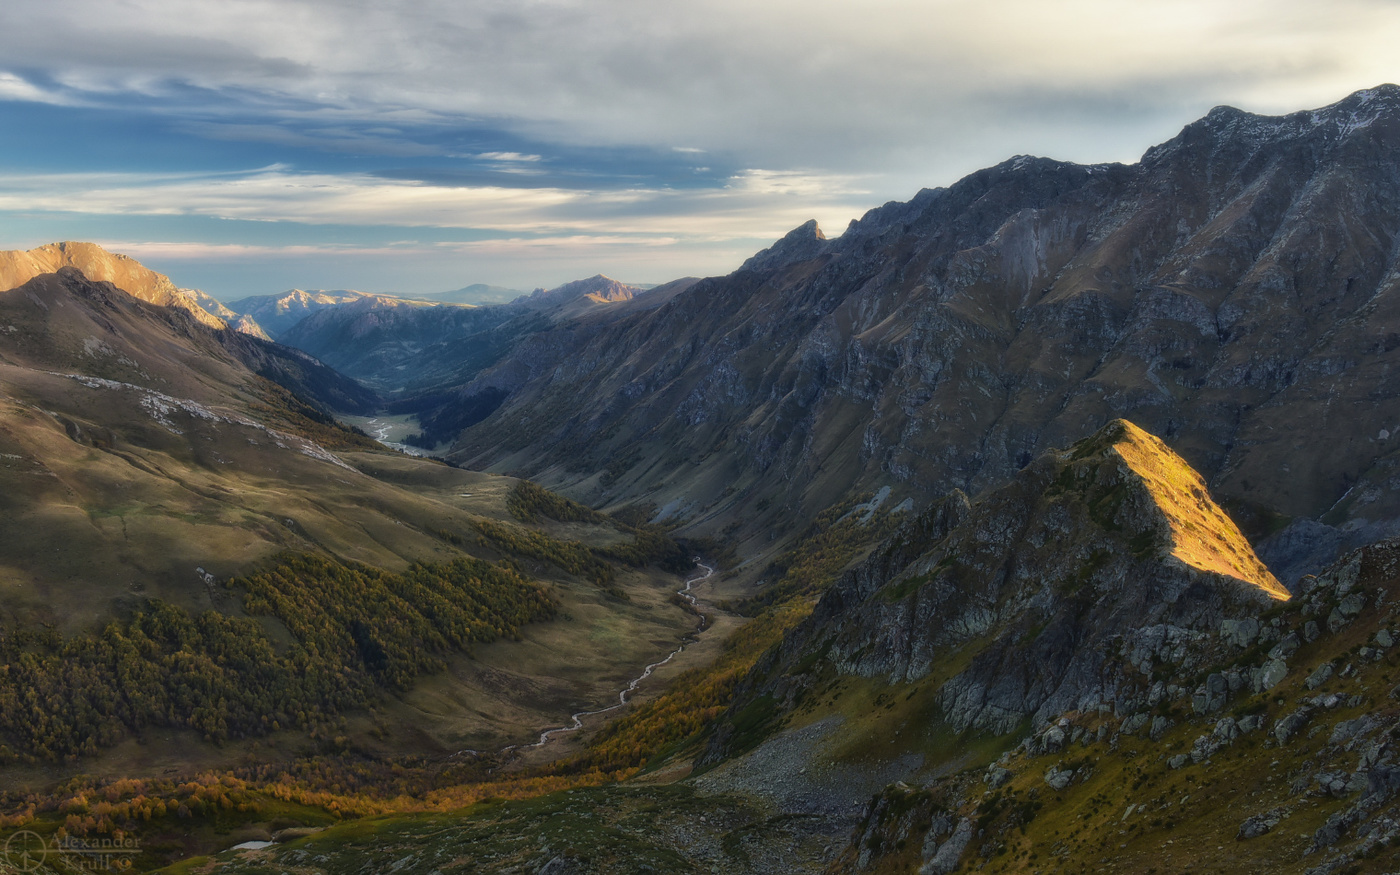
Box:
left=0, top=553, right=555, bottom=762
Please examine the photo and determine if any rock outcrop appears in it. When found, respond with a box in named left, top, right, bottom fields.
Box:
left=828, top=532, right=1400, bottom=875
left=705, top=419, right=1286, bottom=761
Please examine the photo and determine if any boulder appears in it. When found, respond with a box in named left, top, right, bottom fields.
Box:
left=1254, top=659, right=1289, bottom=692
left=1120, top=714, right=1148, bottom=736
left=1274, top=709, right=1312, bottom=745
left=920, top=817, right=973, bottom=875
left=985, top=765, right=1012, bottom=789
left=1304, top=663, right=1334, bottom=690
left=1045, top=765, right=1075, bottom=790
left=1238, top=809, right=1284, bottom=839
left=1220, top=618, right=1261, bottom=648
left=1238, top=714, right=1264, bottom=734
left=1268, top=632, right=1301, bottom=661
left=1190, top=734, right=1221, bottom=763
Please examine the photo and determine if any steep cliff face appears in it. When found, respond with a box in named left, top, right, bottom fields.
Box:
left=448, top=86, right=1400, bottom=577
left=702, top=420, right=1286, bottom=767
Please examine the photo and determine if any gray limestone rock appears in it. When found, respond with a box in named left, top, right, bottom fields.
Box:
left=1190, top=734, right=1221, bottom=763
left=1275, top=709, right=1312, bottom=745
left=1220, top=618, right=1261, bottom=648
left=919, top=811, right=955, bottom=863
left=1316, top=771, right=1351, bottom=797
left=1238, top=808, right=1285, bottom=839
left=1329, top=716, right=1377, bottom=748
left=1120, top=714, right=1149, bottom=736
left=1329, top=592, right=1368, bottom=633
left=1212, top=717, right=1240, bottom=744
left=1255, top=658, right=1289, bottom=692
left=1305, top=663, right=1335, bottom=690
left=1193, top=672, right=1230, bottom=713
left=1339, top=592, right=1368, bottom=617
left=985, top=765, right=1012, bottom=789
left=1268, top=632, right=1301, bottom=661
left=1327, top=607, right=1349, bottom=634
left=1044, top=765, right=1075, bottom=790
left=919, top=817, right=973, bottom=875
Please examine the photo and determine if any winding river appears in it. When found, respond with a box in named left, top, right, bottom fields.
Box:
left=472, top=560, right=714, bottom=757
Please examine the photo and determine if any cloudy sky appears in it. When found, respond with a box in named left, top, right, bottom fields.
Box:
left=0, top=0, right=1398, bottom=299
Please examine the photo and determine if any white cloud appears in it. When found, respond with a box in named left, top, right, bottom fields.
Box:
left=0, top=72, right=77, bottom=106
left=90, top=241, right=420, bottom=260
left=2, top=0, right=1399, bottom=292
left=0, top=0, right=1396, bottom=180
left=0, top=167, right=870, bottom=241
left=474, top=152, right=544, bottom=162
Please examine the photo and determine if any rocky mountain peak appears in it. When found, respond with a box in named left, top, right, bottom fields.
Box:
left=277, top=289, right=370, bottom=310
left=1145, top=83, right=1400, bottom=167
left=1076, top=420, right=1287, bottom=599
left=226, top=288, right=376, bottom=338
left=713, top=420, right=1285, bottom=746
left=178, top=287, right=271, bottom=339
left=739, top=218, right=828, bottom=273
left=0, top=241, right=227, bottom=329
left=519, top=274, right=640, bottom=306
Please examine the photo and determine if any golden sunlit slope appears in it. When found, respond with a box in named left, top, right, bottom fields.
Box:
left=1103, top=419, right=1289, bottom=600
left=0, top=241, right=226, bottom=329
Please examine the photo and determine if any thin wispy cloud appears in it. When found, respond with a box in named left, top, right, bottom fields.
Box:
left=0, top=167, right=871, bottom=239
left=475, top=152, right=543, bottom=162
left=0, top=73, right=76, bottom=106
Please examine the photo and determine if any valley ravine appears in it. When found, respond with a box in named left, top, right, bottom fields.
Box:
left=481, top=560, right=716, bottom=756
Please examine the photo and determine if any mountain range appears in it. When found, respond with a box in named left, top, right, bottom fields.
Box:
left=427, top=84, right=1400, bottom=589
left=4, top=87, right=1400, bottom=874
